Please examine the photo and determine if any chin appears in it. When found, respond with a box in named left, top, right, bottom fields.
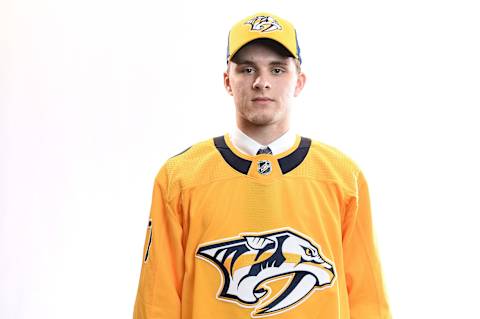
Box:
left=247, top=114, right=278, bottom=126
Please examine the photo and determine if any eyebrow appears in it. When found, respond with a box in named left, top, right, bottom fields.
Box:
left=235, top=60, right=289, bottom=66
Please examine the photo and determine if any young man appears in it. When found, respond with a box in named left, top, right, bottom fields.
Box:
left=133, top=12, right=391, bottom=319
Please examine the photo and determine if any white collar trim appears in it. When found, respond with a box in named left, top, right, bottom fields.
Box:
left=229, top=127, right=297, bottom=156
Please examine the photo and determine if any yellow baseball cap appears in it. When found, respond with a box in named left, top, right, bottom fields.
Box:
left=227, top=12, right=301, bottom=64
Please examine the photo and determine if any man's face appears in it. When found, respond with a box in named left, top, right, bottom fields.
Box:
left=224, top=42, right=306, bottom=128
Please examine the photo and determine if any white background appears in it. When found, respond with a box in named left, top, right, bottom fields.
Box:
left=1, top=0, right=479, bottom=318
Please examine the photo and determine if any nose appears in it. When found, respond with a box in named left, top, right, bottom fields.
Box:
left=252, top=74, right=271, bottom=90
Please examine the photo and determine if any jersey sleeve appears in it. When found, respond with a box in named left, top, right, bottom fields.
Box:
left=133, top=165, right=184, bottom=319
left=342, top=170, right=391, bottom=319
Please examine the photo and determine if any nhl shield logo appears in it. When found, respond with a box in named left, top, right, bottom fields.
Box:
left=257, top=160, right=272, bottom=175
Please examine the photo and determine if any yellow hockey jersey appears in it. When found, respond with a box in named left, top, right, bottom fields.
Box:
left=133, top=133, right=391, bottom=319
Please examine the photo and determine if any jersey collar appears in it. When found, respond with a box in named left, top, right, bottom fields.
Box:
left=214, top=133, right=311, bottom=177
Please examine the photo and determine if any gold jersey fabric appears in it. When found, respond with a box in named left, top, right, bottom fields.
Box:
left=133, top=133, right=391, bottom=319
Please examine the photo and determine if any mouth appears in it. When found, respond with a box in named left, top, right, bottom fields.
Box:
left=252, top=97, right=274, bottom=105
left=256, top=272, right=317, bottom=315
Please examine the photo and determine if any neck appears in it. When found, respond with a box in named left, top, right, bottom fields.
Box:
left=236, top=119, right=290, bottom=145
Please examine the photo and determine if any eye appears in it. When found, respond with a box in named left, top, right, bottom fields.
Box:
left=243, top=67, right=255, bottom=74
left=272, top=68, right=284, bottom=74
left=305, top=248, right=312, bottom=256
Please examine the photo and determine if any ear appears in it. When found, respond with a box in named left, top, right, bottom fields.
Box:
left=223, top=71, right=233, bottom=96
left=294, top=72, right=306, bottom=97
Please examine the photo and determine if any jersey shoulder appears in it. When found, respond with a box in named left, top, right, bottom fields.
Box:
left=154, top=136, right=231, bottom=198
left=308, top=138, right=362, bottom=172
left=300, top=138, right=364, bottom=197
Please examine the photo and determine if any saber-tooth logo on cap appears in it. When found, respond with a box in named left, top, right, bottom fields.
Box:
left=196, top=228, right=336, bottom=318
left=245, top=15, right=282, bottom=33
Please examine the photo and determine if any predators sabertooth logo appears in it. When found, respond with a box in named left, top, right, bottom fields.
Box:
left=196, top=228, right=336, bottom=317
left=245, top=15, right=283, bottom=33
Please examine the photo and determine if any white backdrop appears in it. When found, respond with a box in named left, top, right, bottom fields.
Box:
left=1, top=0, right=479, bottom=318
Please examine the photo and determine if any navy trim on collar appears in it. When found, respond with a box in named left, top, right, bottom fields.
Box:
left=214, top=135, right=311, bottom=175
left=214, top=136, right=252, bottom=174
left=278, top=137, right=311, bottom=174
